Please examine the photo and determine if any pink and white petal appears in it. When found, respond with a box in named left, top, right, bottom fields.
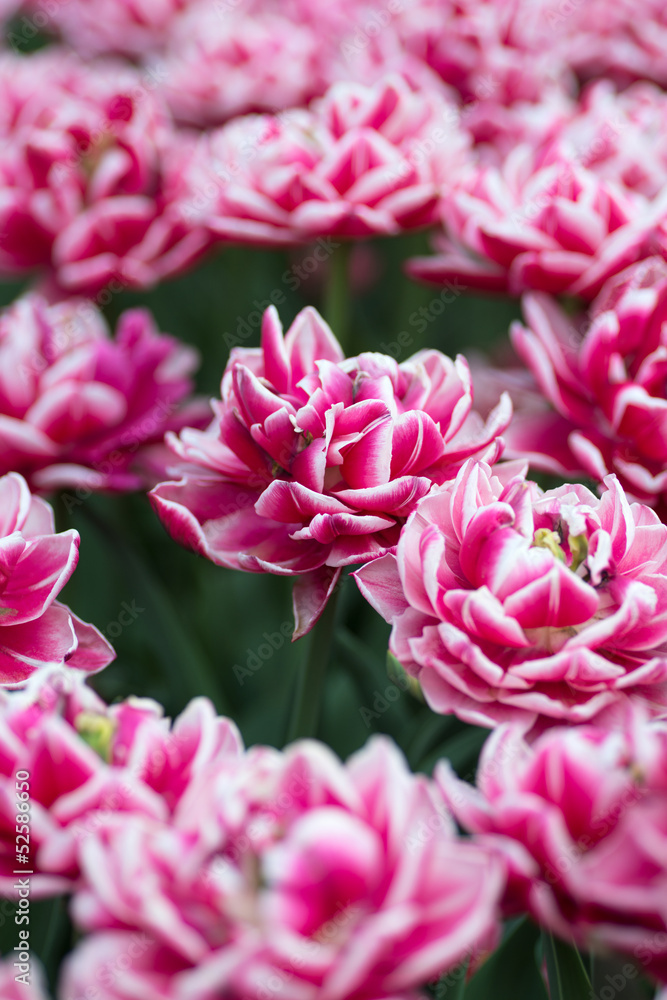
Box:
left=291, top=511, right=394, bottom=544
left=233, top=365, right=295, bottom=427
left=503, top=563, right=599, bottom=630
left=406, top=248, right=509, bottom=293
left=443, top=588, right=530, bottom=648
left=150, top=476, right=265, bottom=568
left=0, top=604, right=77, bottom=685
left=292, top=565, right=342, bottom=641
left=354, top=554, right=408, bottom=624
left=256, top=480, right=353, bottom=523
left=25, top=381, right=127, bottom=442
left=390, top=411, right=446, bottom=477
left=0, top=472, right=34, bottom=536
left=340, top=415, right=394, bottom=490
left=64, top=609, right=116, bottom=673
left=260, top=306, right=290, bottom=394
left=284, top=306, right=344, bottom=383
left=333, top=477, right=432, bottom=516
left=0, top=414, right=59, bottom=469
left=2, top=530, right=79, bottom=624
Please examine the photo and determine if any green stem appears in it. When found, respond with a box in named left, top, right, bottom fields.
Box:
left=80, top=502, right=228, bottom=713
left=323, top=242, right=352, bottom=348
left=36, top=895, right=71, bottom=994
left=543, top=931, right=592, bottom=1000
left=286, top=587, right=340, bottom=743
left=335, top=626, right=385, bottom=682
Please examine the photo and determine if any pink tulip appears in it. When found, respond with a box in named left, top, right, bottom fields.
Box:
left=437, top=712, right=667, bottom=983
left=407, top=137, right=664, bottom=298
left=505, top=257, right=667, bottom=508
left=62, top=927, right=431, bottom=1000
left=546, top=81, right=667, bottom=200
left=392, top=0, right=568, bottom=105
left=389, top=0, right=574, bottom=154
left=62, top=735, right=503, bottom=1000
left=355, top=459, right=667, bottom=730
left=156, top=3, right=332, bottom=128
left=150, top=305, right=510, bottom=637
left=155, top=0, right=451, bottom=130
left=0, top=672, right=241, bottom=898
left=29, top=0, right=356, bottom=62
left=175, top=74, right=471, bottom=246
left=0, top=49, right=208, bottom=293
left=0, top=292, right=205, bottom=493
left=25, top=0, right=188, bottom=57
left=58, top=932, right=187, bottom=999
left=0, top=473, right=113, bottom=689
left=0, top=956, right=50, bottom=999
left=518, top=0, right=667, bottom=89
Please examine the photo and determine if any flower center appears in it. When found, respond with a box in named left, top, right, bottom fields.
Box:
left=532, top=528, right=588, bottom=573
left=532, top=528, right=565, bottom=562
left=75, top=712, right=115, bottom=762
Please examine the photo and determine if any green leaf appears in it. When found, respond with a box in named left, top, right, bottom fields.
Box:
left=79, top=502, right=228, bottom=713
left=419, top=723, right=488, bottom=777
left=543, top=932, right=592, bottom=1000
left=335, top=626, right=386, bottom=684
left=406, top=710, right=458, bottom=769
left=464, top=918, right=548, bottom=1000
left=386, top=651, right=424, bottom=701
left=286, top=585, right=340, bottom=743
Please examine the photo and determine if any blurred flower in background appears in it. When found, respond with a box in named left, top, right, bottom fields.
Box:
left=0, top=293, right=206, bottom=493
left=438, top=711, right=667, bottom=985
left=54, top=690, right=504, bottom=1000
left=174, top=75, right=471, bottom=247
left=0, top=50, right=209, bottom=293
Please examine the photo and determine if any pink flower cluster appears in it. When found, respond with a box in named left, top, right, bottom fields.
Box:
left=0, top=674, right=504, bottom=1000
left=0, top=50, right=208, bottom=293
left=0, top=473, right=113, bottom=686
left=5, top=0, right=667, bottom=993
left=6, top=0, right=667, bottom=293
left=0, top=292, right=205, bottom=493
left=17, top=0, right=570, bottom=137
left=175, top=75, right=470, bottom=246
left=438, top=711, right=667, bottom=984
left=356, top=459, right=667, bottom=731
left=550, top=81, right=667, bottom=201
left=4, top=0, right=667, bottom=306
left=150, top=304, right=510, bottom=636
